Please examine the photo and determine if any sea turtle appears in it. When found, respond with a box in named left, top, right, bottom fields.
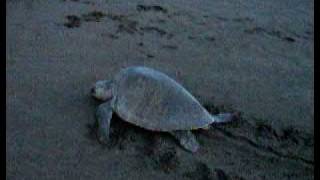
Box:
left=91, top=66, right=239, bottom=152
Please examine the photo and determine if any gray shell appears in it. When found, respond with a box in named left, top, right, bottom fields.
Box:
left=110, top=66, right=213, bottom=131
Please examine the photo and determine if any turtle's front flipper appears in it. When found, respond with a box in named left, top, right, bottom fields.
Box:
left=96, top=102, right=113, bottom=144
left=169, top=131, right=199, bottom=153
left=212, top=112, right=240, bottom=123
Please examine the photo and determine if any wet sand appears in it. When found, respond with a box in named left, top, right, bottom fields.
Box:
left=7, top=0, right=313, bottom=179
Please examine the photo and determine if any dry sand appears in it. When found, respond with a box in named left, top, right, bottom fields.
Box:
left=7, top=0, right=313, bottom=179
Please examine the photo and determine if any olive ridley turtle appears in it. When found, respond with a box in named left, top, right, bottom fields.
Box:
left=91, top=66, right=239, bottom=152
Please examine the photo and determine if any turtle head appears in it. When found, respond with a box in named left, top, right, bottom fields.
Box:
left=91, top=80, right=113, bottom=101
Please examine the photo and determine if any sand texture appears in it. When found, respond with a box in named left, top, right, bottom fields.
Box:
left=7, top=0, right=313, bottom=179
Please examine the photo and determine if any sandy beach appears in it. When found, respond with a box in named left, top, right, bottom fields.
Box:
left=7, top=0, right=313, bottom=179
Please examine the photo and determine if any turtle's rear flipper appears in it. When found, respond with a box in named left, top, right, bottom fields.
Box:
left=96, top=102, right=113, bottom=145
left=212, top=112, right=240, bottom=123
left=169, top=131, right=199, bottom=153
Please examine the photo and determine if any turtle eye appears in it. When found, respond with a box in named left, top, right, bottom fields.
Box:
left=90, top=87, right=95, bottom=94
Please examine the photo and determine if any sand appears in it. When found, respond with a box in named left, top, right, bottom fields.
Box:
left=6, top=0, right=313, bottom=179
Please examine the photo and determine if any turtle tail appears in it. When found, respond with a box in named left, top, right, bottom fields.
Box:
left=211, top=112, right=240, bottom=124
